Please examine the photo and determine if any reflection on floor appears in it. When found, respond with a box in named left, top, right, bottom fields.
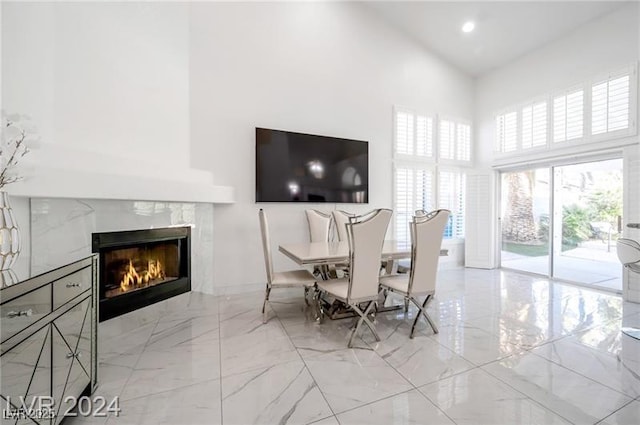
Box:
left=502, top=241, right=622, bottom=292
left=68, top=268, right=639, bottom=425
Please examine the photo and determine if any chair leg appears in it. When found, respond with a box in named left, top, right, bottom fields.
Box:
left=314, top=289, right=325, bottom=323
left=403, top=297, right=410, bottom=313
left=303, top=286, right=310, bottom=307
left=348, top=301, right=379, bottom=348
left=262, top=286, right=271, bottom=324
left=410, top=295, right=437, bottom=338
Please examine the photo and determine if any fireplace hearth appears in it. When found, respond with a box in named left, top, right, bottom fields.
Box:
left=92, top=227, right=191, bottom=321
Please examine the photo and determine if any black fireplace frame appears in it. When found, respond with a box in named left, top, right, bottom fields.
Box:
left=92, top=226, right=191, bottom=322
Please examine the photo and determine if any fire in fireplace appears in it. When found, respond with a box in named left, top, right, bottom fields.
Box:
left=92, top=227, right=191, bottom=321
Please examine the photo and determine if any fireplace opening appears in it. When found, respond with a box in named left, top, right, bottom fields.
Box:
left=93, top=227, right=191, bottom=322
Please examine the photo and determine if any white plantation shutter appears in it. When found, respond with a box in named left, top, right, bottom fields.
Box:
left=522, top=102, right=547, bottom=149
left=592, top=74, right=630, bottom=135
left=416, top=115, right=433, bottom=157
left=457, top=123, right=471, bottom=161
left=465, top=172, right=496, bottom=268
left=440, top=119, right=471, bottom=163
left=497, top=112, right=518, bottom=153
left=395, top=109, right=434, bottom=159
left=438, top=170, right=465, bottom=239
left=609, top=75, right=630, bottom=132
left=439, top=120, right=455, bottom=160
left=554, top=91, right=584, bottom=142
left=395, top=111, right=414, bottom=155
left=395, top=166, right=434, bottom=241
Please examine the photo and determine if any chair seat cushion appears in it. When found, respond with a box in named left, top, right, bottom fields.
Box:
left=271, top=269, right=316, bottom=287
left=379, top=274, right=409, bottom=295
left=317, top=278, right=349, bottom=301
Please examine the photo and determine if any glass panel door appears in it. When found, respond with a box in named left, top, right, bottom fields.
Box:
left=552, top=159, right=623, bottom=290
left=500, top=168, right=551, bottom=275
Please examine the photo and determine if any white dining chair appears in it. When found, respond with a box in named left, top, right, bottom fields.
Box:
left=259, top=209, right=317, bottom=323
left=616, top=238, right=640, bottom=340
left=332, top=210, right=356, bottom=242
left=379, top=209, right=450, bottom=338
left=305, top=209, right=332, bottom=242
left=305, top=209, right=333, bottom=278
left=316, top=208, right=392, bottom=348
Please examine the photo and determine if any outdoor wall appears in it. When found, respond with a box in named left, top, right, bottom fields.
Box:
left=189, top=1, right=474, bottom=290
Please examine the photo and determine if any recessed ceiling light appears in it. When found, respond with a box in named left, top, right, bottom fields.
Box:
left=462, top=21, right=475, bottom=33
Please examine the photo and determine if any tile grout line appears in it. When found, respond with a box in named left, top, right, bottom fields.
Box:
left=274, top=297, right=341, bottom=425
left=593, top=397, right=637, bottom=425
left=361, top=311, right=463, bottom=425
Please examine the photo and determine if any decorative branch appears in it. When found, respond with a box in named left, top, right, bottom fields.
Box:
left=0, top=116, right=32, bottom=190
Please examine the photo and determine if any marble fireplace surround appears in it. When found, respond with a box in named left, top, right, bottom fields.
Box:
left=28, top=198, right=215, bottom=294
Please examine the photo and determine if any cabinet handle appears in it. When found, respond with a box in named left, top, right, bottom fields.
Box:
left=66, top=352, right=82, bottom=359
left=66, top=283, right=81, bottom=288
left=7, top=309, right=33, bottom=318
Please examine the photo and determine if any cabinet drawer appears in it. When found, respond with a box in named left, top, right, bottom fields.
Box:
left=53, top=267, right=91, bottom=310
left=1, top=284, right=51, bottom=345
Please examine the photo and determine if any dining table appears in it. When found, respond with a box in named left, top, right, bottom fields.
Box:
left=278, top=240, right=448, bottom=319
left=279, top=240, right=447, bottom=267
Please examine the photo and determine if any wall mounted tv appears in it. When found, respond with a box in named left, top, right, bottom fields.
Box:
left=256, top=128, right=369, bottom=203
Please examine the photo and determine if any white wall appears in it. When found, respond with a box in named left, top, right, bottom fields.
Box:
left=475, top=3, right=639, bottom=167
left=474, top=3, right=640, bottom=298
left=2, top=2, right=193, bottom=180
left=189, top=2, right=474, bottom=289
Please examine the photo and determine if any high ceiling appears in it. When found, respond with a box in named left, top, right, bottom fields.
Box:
left=365, top=1, right=629, bottom=76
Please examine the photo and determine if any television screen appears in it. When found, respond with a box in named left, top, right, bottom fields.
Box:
left=256, top=128, right=368, bottom=203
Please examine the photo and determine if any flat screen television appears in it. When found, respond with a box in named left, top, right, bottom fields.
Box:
left=256, top=128, right=368, bottom=203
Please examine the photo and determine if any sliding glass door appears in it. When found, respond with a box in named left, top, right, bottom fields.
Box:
left=552, top=159, right=623, bottom=290
left=500, top=158, right=623, bottom=291
left=500, top=168, right=551, bottom=275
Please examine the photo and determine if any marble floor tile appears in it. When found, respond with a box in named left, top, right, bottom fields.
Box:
left=83, top=267, right=640, bottom=425
left=432, top=323, right=525, bottom=366
left=307, top=416, right=340, bottom=425
left=337, top=389, right=454, bottom=425
left=598, top=400, right=640, bottom=425
left=419, top=368, right=572, bottom=425
left=370, top=326, right=475, bottom=387
left=483, top=351, right=633, bottom=424
left=221, top=359, right=333, bottom=425
left=106, top=378, right=221, bottom=425
left=219, top=323, right=300, bottom=377
left=145, top=314, right=220, bottom=352
left=286, top=318, right=370, bottom=359
left=120, top=341, right=221, bottom=400
left=532, top=329, right=640, bottom=398
left=304, top=348, right=413, bottom=414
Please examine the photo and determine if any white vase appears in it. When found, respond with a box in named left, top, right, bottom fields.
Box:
left=0, top=192, right=21, bottom=270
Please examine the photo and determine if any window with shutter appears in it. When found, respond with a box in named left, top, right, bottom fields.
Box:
left=439, top=120, right=455, bottom=160
left=393, top=108, right=470, bottom=240
left=394, top=108, right=433, bottom=159
left=496, top=111, right=518, bottom=153
left=438, top=170, right=465, bottom=239
left=591, top=74, right=630, bottom=135
left=394, top=166, right=434, bottom=242
left=395, top=110, right=414, bottom=155
left=521, top=101, right=547, bottom=149
left=457, top=123, right=471, bottom=161
left=553, top=90, right=584, bottom=143
left=439, top=118, right=472, bottom=163
left=416, top=115, right=433, bottom=158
